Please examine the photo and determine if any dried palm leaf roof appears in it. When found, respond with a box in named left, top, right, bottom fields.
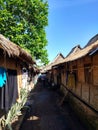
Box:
left=66, top=45, right=81, bottom=57
left=0, top=34, right=19, bottom=56
left=51, top=53, right=64, bottom=66
left=0, top=34, right=35, bottom=64
left=62, top=40, right=98, bottom=63
left=41, top=63, right=52, bottom=73
left=52, top=45, right=81, bottom=67
left=51, top=34, right=98, bottom=67
left=58, top=39, right=98, bottom=65
left=41, top=53, right=64, bottom=72
left=29, top=64, right=40, bottom=74
left=84, top=34, right=98, bottom=47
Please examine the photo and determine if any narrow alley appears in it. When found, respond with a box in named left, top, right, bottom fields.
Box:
left=20, top=80, right=87, bottom=130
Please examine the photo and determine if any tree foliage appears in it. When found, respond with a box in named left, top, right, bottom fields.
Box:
left=0, top=0, right=49, bottom=65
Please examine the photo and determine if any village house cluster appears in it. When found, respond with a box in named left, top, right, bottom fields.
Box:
left=42, top=34, right=98, bottom=129
left=0, top=34, right=98, bottom=129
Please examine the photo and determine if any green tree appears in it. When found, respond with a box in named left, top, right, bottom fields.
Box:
left=0, top=0, right=49, bottom=65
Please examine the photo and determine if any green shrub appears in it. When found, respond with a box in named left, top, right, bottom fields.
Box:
left=1, top=88, right=28, bottom=130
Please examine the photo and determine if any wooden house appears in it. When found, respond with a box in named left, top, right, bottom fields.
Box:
left=41, top=63, right=52, bottom=83
left=51, top=35, right=98, bottom=109
left=60, top=34, right=98, bottom=109
left=0, top=34, right=35, bottom=113
left=49, top=34, right=98, bottom=129
left=52, top=45, right=81, bottom=87
left=42, top=53, right=64, bottom=84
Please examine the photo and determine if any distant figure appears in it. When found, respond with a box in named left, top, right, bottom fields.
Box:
left=38, top=73, right=47, bottom=87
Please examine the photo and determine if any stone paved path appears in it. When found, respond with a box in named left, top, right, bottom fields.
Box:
left=20, top=81, right=87, bottom=130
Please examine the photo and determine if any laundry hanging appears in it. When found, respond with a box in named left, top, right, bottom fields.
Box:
left=0, top=67, right=7, bottom=87
left=0, top=69, right=18, bottom=112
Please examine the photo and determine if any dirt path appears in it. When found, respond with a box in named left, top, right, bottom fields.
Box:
left=20, top=81, right=87, bottom=130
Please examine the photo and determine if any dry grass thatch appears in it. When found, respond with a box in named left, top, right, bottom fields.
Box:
left=52, top=53, right=64, bottom=66
left=51, top=36, right=98, bottom=67
left=0, top=34, right=19, bottom=57
left=0, top=34, right=35, bottom=64
left=41, top=63, right=52, bottom=73
left=66, top=45, right=81, bottom=58
left=63, top=40, right=98, bottom=62
left=41, top=53, right=64, bottom=72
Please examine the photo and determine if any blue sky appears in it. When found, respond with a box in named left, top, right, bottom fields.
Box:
left=46, top=0, right=98, bottom=62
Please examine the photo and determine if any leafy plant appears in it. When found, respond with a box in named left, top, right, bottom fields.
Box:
left=1, top=88, right=28, bottom=130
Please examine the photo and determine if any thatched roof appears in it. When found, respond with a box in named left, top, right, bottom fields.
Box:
left=50, top=53, right=64, bottom=67
left=0, top=34, right=19, bottom=56
left=59, top=39, right=98, bottom=64
left=52, top=53, right=64, bottom=66
left=50, top=45, right=81, bottom=67
left=41, top=53, right=64, bottom=72
left=84, top=34, right=98, bottom=47
left=51, top=34, right=98, bottom=66
left=29, top=65, right=40, bottom=74
left=41, top=63, right=52, bottom=73
left=0, top=34, right=35, bottom=64
left=66, top=45, right=81, bottom=57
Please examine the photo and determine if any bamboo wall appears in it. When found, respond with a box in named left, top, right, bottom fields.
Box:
left=64, top=54, right=98, bottom=110
left=53, top=69, right=58, bottom=85
left=56, top=53, right=98, bottom=129
left=52, top=53, right=98, bottom=111
left=45, top=51, right=98, bottom=128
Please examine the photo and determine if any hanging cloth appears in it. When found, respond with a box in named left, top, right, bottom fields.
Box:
left=0, top=67, right=7, bottom=87
left=0, top=69, right=18, bottom=112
